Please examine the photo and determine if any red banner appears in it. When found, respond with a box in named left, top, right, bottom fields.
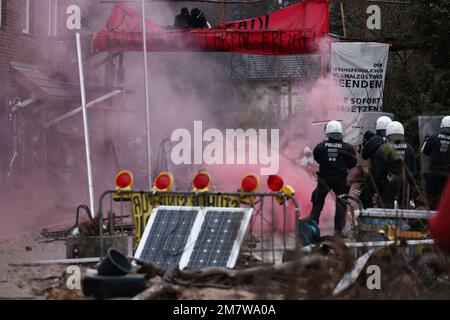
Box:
left=93, top=0, right=329, bottom=55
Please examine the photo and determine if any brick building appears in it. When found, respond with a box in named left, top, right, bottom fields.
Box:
left=0, top=0, right=51, bottom=92
left=0, top=0, right=123, bottom=204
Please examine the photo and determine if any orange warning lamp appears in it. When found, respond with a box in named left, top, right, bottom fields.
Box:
left=267, top=175, right=295, bottom=204
left=192, top=171, right=211, bottom=192
left=240, top=173, right=260, bottom=192
left=115, top=170, right=134, bottom=190
left=152, top=172, right=174, bottom=192
left=267, top=175, right=284, bottom=192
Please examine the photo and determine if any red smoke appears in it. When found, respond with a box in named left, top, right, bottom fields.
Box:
left=2, top=2, right=344, bottom=239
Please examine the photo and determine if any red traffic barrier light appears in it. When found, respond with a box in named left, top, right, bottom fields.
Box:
left=267, top=175, right=284, bottom=192
left=241, top=173, right=259, bottom=192
left=115, top=170, right=133, bottom=189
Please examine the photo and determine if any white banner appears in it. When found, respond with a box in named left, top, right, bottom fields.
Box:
left=330, top=42, right=390, bottom=147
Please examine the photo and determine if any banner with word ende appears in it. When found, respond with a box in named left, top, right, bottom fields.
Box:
left=330, top=42, right=389, bottom=146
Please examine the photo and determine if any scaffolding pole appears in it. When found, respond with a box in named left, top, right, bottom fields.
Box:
left=76, top=33, right=95, bottom=217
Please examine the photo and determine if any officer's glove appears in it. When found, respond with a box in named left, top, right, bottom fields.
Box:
left=409, top=189, right=418, bottom=208
left=363, top=130, right=374, bottom=145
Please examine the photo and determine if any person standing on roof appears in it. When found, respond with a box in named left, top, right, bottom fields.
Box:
left=309, top=121, right=357, bottom=237
left=422, top=116, right=450, bottom=209
left=372, top=121, right=417, bottom=209
left=190, top=8, right=211, bottom=28
left=359, top=116, right=392, bottom=208
left=173, top=7, right=194, bottom=29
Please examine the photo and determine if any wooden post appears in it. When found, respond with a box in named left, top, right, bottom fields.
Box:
left=340, top=1, right=347, bottom=38
left=105, top=53, right=115, bottom=88
left=117, top=53, right=125, bottom=85
left=277, top=75, right=282, bottom=120
left=220, top=2, right=226, bottom=23
left=288, top=77, right=293, bottom=119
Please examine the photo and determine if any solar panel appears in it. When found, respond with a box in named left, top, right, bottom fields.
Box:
left=186, top=209, right=251, bottom=268
left=134, top=206, right=201, bottom=268
left=134, top=206, right=253, bottom=269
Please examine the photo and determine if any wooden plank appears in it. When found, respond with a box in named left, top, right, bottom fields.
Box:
left=44, top=90, right=122, bottom=128
left=10, top=257, right=100, bottom=266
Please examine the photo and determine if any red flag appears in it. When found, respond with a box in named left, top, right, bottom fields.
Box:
left=429, top=178, right=450, bottom=252
left=93, top=0, right=329, bottom=55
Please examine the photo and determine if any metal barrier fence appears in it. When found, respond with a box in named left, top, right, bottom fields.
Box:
left=97, top=190, right=300, bottom=265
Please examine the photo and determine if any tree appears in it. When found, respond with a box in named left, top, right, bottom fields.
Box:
left=384, top=0, right=450, bottom=148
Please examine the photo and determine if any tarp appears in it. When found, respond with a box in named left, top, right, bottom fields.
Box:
left=93, top=0, right=329, bottom=55
left=329, top=42, right=390, bottom=146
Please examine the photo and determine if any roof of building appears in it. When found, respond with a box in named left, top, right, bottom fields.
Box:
left=230, top=54, right=321, bottom=81
left=9, top=62, right=75, bottom=100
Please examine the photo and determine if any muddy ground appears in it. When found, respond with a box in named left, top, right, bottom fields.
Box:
left=1, top=188, right=450, bottom=300
left=1, top=227, right=450, bottom=300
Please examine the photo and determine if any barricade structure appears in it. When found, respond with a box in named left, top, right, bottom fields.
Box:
left=98, top=189, right=300, bottom=265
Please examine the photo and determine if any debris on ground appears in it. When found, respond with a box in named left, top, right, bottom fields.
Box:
left=2, top=230, right=450, bottom=300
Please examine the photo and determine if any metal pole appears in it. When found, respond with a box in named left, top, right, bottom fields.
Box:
left=76, top=33, right=95, bottom=217
left=141, top=0, right=152, bottom=187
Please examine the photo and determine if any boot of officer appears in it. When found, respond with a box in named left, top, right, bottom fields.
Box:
left=422, top=116, right=450, bottom=209
left=310, top=121, right=357, bottom=236
left=359, top=116, right=392, bottom=208
left=372, top=121, right=417, bottom=209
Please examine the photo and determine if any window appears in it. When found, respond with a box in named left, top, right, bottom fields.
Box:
left=48, top=0, right=58, bottom=36
left=23, top=0, right=30, bottom=34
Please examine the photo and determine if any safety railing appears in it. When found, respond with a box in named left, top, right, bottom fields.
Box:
left=97, top=190, right=300, bottom=265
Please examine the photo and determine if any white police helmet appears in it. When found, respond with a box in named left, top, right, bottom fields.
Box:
left=386, top=121, right=404, bottom=140
left=325, top=120, right=343, bottom=140
left=376, top=116, right=392, bottom=131
left=440, top=116, right=450, bottom=130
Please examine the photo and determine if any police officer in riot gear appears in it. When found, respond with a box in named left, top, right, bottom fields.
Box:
left=422, top=116, right=450, bottom=209
left=359, top=116, right=392, bottom=208
left=372, top=121, right=417, bottom=209
left=310, top=121, right=357, bottom=236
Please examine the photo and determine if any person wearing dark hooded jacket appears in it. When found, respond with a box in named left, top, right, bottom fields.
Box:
left=310, top=121, right=357, bottom=236
left=422, top=116, right=450, bottom=208
left=372, top=121, right=416, bottom=209
left=359, top=116, right=392, bottom=208
left=190, top=8, right=210, bottom=29
left=173, top=7, right=194, bottom=29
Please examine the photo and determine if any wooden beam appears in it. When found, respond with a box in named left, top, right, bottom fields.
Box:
left=219, top=2, right=226, bottom=23
left=10, top=257, right=101, bottom=266
left=340, top=1, right=347, bottom=38
left=368, top=0, right=412, bottom=4
left=99, top=0, right=264, bottom=3
left=44, top=90, right=123, bottom=128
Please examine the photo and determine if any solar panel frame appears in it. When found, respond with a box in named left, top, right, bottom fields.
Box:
left=134, top=206, right=253, bottom=270
left=225, top=207, right=253, bottom=268
left=186, top=207, right=253, bottom=269
left=178, top=208, right=205, bottom=269
left=133, top=206, right=202, bottom=268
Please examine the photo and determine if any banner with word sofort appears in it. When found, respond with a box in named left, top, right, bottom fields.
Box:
left=330, top=42, right=390, bottom=147
left=93, top=0, right=329, bottom=55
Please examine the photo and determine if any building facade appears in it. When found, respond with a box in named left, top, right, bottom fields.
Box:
left=0, top=0, right=122, bottom=203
